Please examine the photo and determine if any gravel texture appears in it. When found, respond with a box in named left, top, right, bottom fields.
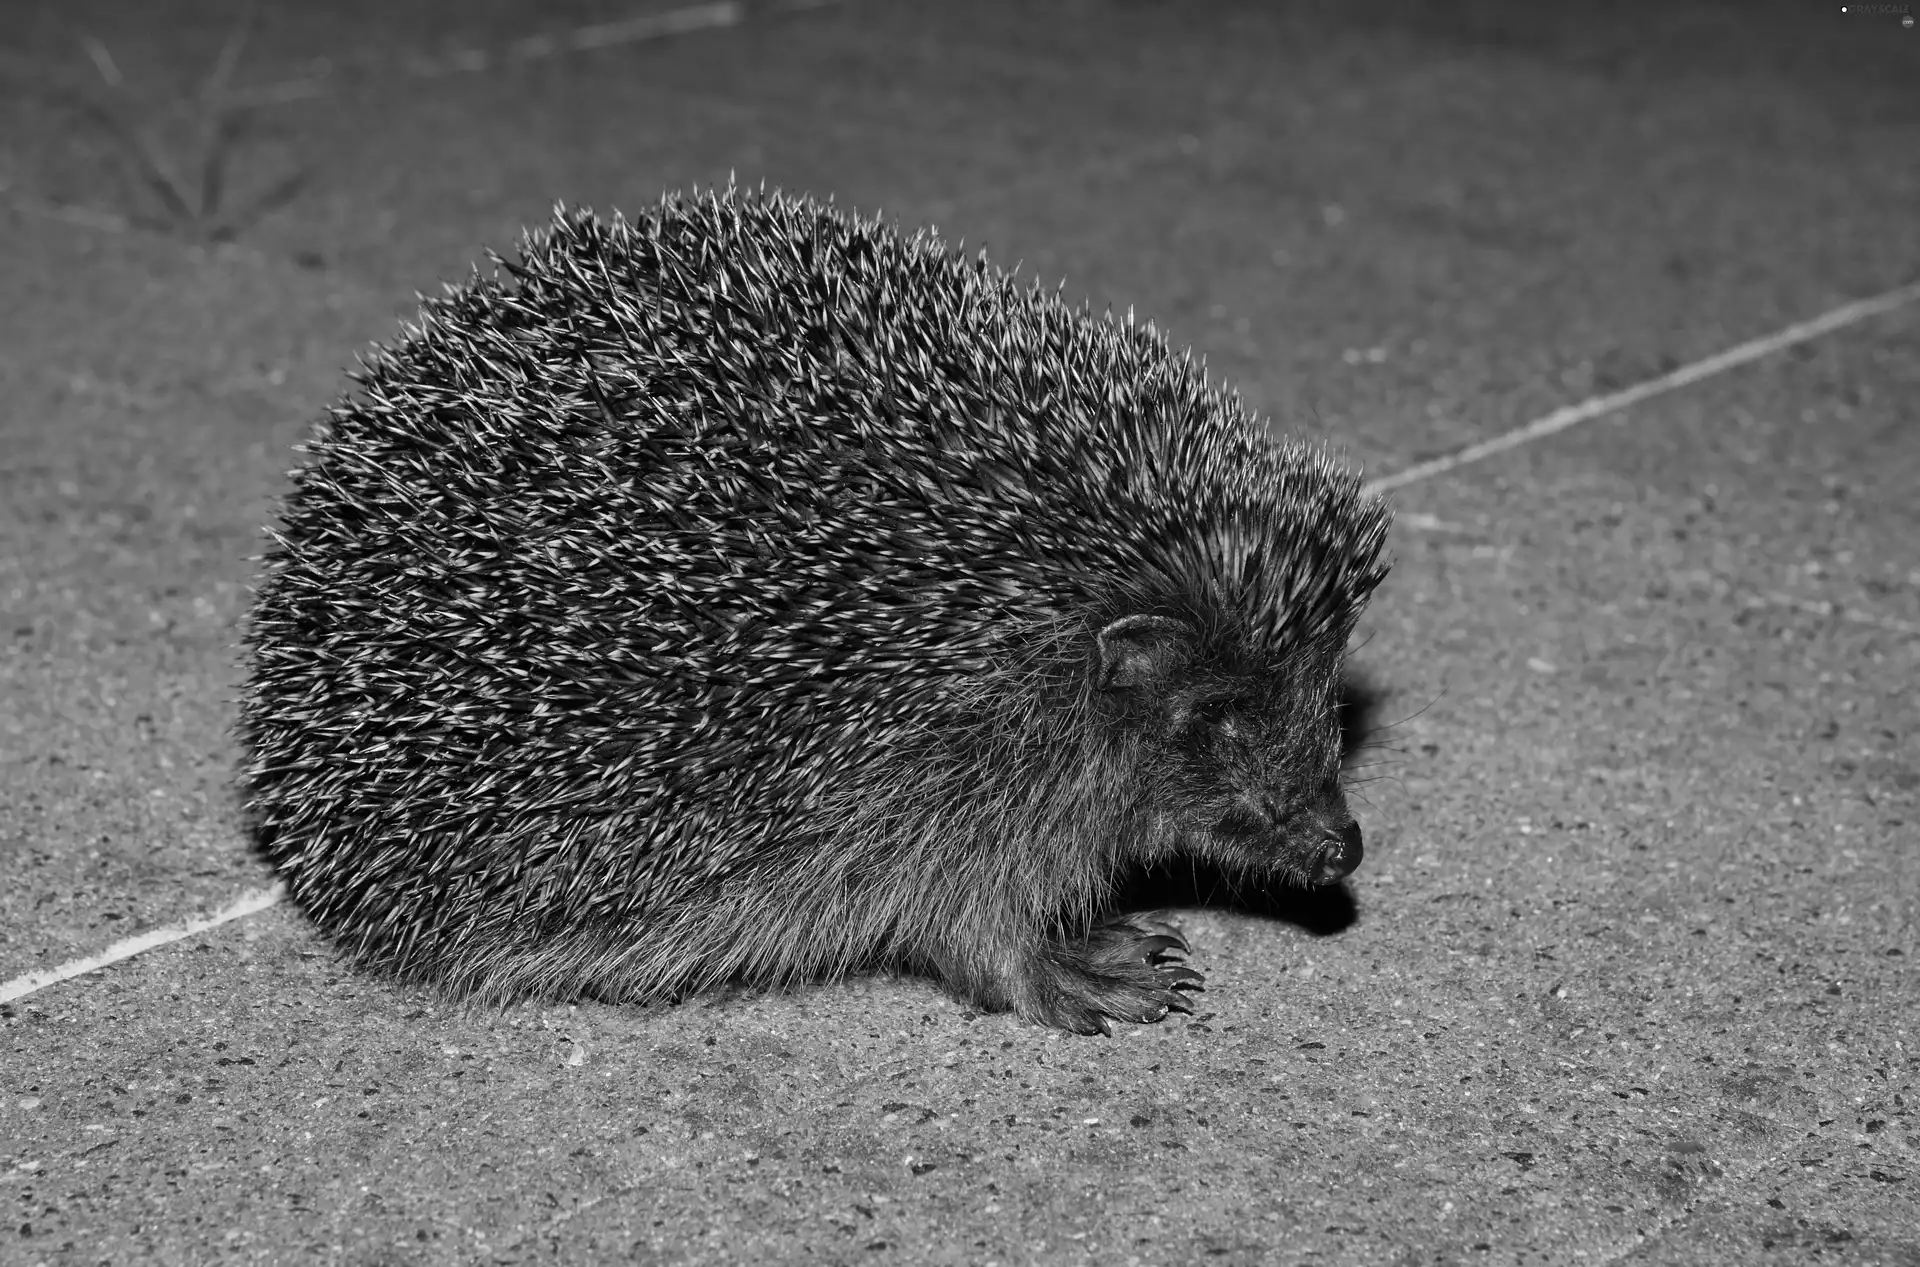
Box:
left=2, top=1, right=1915, bottom=1262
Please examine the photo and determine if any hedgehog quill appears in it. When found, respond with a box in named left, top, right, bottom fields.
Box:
left=239, top=186, right=1391, bottom=1035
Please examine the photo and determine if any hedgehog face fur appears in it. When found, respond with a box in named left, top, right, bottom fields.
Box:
left=1101, top=612, right=1363, bottom=889
left=238, top=185, right=1391, bottom=1036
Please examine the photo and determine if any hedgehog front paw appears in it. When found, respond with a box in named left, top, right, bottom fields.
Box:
left=1028, top=918, right=1205, bottom=1036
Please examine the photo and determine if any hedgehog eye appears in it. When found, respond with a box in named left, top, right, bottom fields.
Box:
left=1190, top=697, right=1239, bottom=729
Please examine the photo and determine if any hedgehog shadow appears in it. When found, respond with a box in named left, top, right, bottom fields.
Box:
left=1111, top=670, right=1386, bottom=937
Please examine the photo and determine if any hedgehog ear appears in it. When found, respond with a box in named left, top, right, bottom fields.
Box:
left=1095, top=614, right=1196, bottom=692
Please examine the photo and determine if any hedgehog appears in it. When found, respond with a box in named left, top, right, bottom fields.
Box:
left=237, top=185, right=1392, bottom=1035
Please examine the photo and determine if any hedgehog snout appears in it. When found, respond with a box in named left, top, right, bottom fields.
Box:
left=1203, top=784, right=1359, bottom=886
left=1310, top=819, right=1364, bottom=886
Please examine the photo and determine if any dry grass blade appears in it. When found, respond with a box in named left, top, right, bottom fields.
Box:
left=77, top=33, right=124, bottom=88
left=195, top=0, right=256, bottom=220
left=76, top=30, right=200, bottom=225
left=40, top=2, right=303, bottom=243
left=200, top=0, right=255, bottom=103
left=219, top=163, right=312, bottom=241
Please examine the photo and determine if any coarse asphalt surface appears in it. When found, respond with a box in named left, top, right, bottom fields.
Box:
left=1, top=1, right=1916, bottom=1262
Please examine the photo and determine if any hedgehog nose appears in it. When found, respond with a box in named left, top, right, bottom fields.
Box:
left=1311, top=820, right=1364, bottom=885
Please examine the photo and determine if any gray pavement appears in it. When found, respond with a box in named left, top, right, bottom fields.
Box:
left=2, top=1, right=1916, bottom=1262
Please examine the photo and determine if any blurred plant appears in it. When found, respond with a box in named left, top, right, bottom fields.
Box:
left=6, top=2, right=310, bottom=242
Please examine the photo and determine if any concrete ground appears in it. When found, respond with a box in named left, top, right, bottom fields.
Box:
left=2, top=0, right=1916, bottom=1262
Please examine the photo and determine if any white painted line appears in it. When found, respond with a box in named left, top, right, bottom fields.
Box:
left=1364, top=280, right=1920, bottom=638
left=410, top=1, right=745, bottom=77
left=235, top=0, right=840, bottom=106
left=0, top=884, right=285, bottom=1004
left=1362, top=279, right=1920, bottom=497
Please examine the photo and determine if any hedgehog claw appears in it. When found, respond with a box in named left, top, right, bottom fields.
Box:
left=1013, top=918, right=1207, bottom=1034
left=1133, top=934, right=1188, bottom=961
left=1141, top=923, right=1190, bottom=955
left=1130, top=983, right=1197, bottom=1024
left=1145, top=992, right=1192, bottom=1021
